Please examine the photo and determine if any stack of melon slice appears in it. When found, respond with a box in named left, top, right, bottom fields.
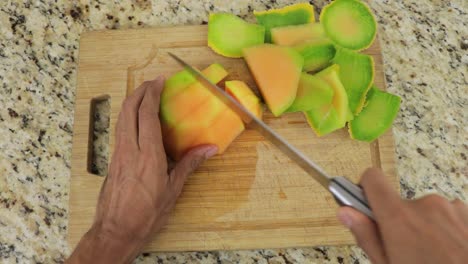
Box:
left=161, top=0, right=401, bottom=160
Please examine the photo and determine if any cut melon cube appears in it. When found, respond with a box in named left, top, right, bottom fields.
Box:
left=243, top=44, right=303, bottom=116
left=225, top=80, right=263, bottom=119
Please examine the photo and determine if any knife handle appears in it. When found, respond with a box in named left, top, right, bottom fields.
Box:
left=329, top=176, right=375, bottom=220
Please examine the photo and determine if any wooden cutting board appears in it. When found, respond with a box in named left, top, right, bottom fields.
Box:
left=68, top=25, right=398, bottom=252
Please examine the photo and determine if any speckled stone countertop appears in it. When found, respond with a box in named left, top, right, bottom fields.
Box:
left=0, top=0, right=466, bottom=263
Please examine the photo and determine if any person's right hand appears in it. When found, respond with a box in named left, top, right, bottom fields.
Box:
left=337, top=168, right=468, bottom=264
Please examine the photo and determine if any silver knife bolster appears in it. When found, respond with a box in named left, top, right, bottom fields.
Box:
left=328, top=176, right=375, bottom=220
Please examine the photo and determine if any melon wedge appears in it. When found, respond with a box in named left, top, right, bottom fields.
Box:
left=225, top=80, right=263, bottom=119
left=208, top=13, right=265, bottom=58
left=349, top=86, right=400, bottom=142
left=304, top=64, right=349, bottom=136
left=243, top=44, right=303, bottom=116
left=294, top=39, right=336, bottom=72
left=254, top=3, right=315, bottom=43
left=332, top=48, right=374, bottom=115
left=286, top=72, right=334, bottom=113
left=320, top=0, right=377, bottom=50
left=271, top=23, right=325, bottom=46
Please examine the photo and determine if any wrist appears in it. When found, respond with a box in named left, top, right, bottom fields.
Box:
left=67, top=225, right=143, bottom=264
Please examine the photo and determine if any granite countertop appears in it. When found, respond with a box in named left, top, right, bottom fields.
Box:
left=0, top=0, right=466, bottom=263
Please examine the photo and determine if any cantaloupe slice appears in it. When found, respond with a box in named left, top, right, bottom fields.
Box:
left=254, top=3, right=315, bottom=43
left=243, top=44, right=303, bottom=116
left=161, top=64, right=228, bottom=127
left=208, top=13, right=265, bottom=58
left=349, top=86, right=401, bottom=142
left=332, top=48, right=374, bottom=114
left=225, top=80, right=263, bottom=119
left=294, top=39, right=336, bottom=72
left=286, top=72, right=334, bottom=113
left=304, top=64, right=349, bottom=136
left=320, top=0, right=377, bottom=50
left=271, top=23, right=325, bottom=46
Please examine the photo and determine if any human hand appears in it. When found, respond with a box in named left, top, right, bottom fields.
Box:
left=67, top=77, right=218, bottom=263
left=337, top=168, right=468, bottom=264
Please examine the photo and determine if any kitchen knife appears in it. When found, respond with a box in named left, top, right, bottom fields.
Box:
left=168, top=52, right=374, bottom=220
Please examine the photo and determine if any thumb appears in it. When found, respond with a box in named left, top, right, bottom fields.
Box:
left=169, top=145, right=218, bottom=195
left=338, top=207, right=387, bottom=264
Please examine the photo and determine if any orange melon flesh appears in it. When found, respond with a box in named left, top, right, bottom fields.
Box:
left=161, top=64, right=228, bottom=128
left=161, top=63, right=227, bottom=106
left=190, top=108, right=244, bottom=156
left=225, top=80, right=263, bottom=119
left=271, top=23, right=326, bottom=46
left=162, top=63, right=261, bottom=161
left=164, top=104, right=244, bottom=161
left=243, top=44, right=303, bottom=116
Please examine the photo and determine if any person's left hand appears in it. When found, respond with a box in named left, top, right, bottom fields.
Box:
left=67, top=76, right=218, bottom=264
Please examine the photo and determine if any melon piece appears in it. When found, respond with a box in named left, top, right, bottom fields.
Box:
left=164, top=98, right=243, bottom=161
left=271, top=23, right=325, bottom=46
left=243, top=44, right=303, bottom=116
left=305, top=106, right=343, bottom=136
left=294, top=39, right=336, bottom=72
left=286, top=72, right=334, bottom=113
left=225, top=80, right=263, bottom=119
left=208, top=13, right=265, bottom=58
left=161, top=63, right=247, bottom=160
left=162, top=63, right=227, bottom=104
left=304, top=64, right=349, bottom=136
left=161, top=64, right=228, bottom=127
left=190, top=108, right=244, bottom=154
left=349, top=86, right=400, bottom=142
left=320, top=0, right=377, bottom=51
left=254, top=3, right=315, bottom=43
left=332, top=48, right=374, bottom=115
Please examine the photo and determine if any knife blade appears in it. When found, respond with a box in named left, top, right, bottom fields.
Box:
left=168, top=52, right=374, bottom=220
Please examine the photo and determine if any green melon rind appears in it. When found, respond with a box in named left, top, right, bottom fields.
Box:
left=349, top=86, right=401, bottom=142
left=271, top=23, right=326, bottom=46
left=294, top=39, right=336, bottom=72
left=320, top=0, right=377, bottom=51
left=332, top=47, right=374, bottom=115
left=208, top=13, right=265, bottom=58
left=304, top=64, right=349, bottom=136
left=286, top=72, right=334, bottom=113
left=254, top=3, right=315, bottom=43
left=305, top=106, right=342, bottom=136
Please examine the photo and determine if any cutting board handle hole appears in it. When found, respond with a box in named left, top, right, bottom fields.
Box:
left=87, top=95, right=111, bottom=177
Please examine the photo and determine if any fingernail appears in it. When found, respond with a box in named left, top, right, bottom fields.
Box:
left=204, top=146, right=218, bottom=158
left=337, top=210, right=353, bottom=228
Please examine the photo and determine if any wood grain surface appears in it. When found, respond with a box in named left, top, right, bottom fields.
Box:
left=68, top=25, right=398, bottom=252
